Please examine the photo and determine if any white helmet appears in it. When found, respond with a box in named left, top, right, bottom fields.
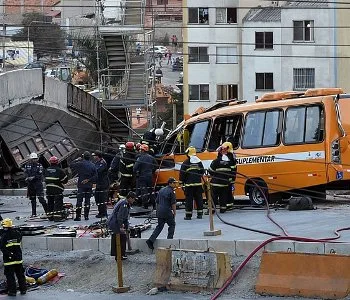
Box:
left=29, top=152, right=38, bottom=159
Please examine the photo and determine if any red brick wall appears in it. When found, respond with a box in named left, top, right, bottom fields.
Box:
left=5, top=0, right=57, bottom=15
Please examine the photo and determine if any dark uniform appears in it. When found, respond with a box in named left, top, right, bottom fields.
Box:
left=94, top=156, right=109, bottom=218
left=119, top=151, right=135, bottom=197
left=44, top=165, right=68, bottom=221
left=24, top=161, right=48, bottom=216
left=148, top=184, right=176, bottom=243
left=109, top=152, right=121, bottom=183
left=109, top=198, right=130, bottom=259
left=70, top=157, right=97, bottom=220
left=179, top=156, right=204, bottom=219
left=208, top=153, right=237, bottom=213
left=133, top=151, right=157, bottom=208
left=226, top=152, right=237, bottom=210
left=0, top=226, right=26, bottom=295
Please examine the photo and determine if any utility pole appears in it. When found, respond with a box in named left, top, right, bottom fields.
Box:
left=2, top=21, right=5, bottom=71
left=96, top=0, right=102, bottom=150
left=172, top=98, right=176, bottom=129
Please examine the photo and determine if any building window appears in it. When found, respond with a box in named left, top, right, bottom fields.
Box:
left=256, top=73, right=273, bottom=90
left=216, top=8, right=237, bottom=24
left=255, top=32, right=273, bottom=49
left=188, top=8, right=209, bottom=24
left=216, top=47, right=237, bottom=63
left=293, top=20, right=314, bottom=42
left=189, top=84, right=210, bottom=101
left=217, top=84, right=238, bottom=101
left=293, top=68, right=315, bottom=90
left=157, top=0, right=168, bottom=4
left=189, top=47, right=209, bottom=63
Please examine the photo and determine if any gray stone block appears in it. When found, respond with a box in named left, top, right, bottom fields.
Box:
left=294, top=242, right=325, bottom=254
left=98, top=238, right=111, bottom=254
left=180, top=239, right=208, bottom=251
left=208, top=240, right=235, bottom=256
left=47, top=237, right=73, bottom=251
left=235, top=240, right=264, bottom=256
left=324, top=243, right=350, bottom=255
left=73, top=238, right=99, bottom=251
left=264, top=240, right=295, bottom=253
left=131, top=238, right=152, bottom=253
left=22, top=236, right=47, bottom=250
left=154, top=239, right=180, bottom=250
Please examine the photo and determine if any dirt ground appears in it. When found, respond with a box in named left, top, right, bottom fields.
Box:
left=0, top=249, right=264, bottom=299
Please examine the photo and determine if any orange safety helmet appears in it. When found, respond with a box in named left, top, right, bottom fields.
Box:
left=140, top=144, right=149, bottom=152
left=49, top=156, right=59, bottom=164
left=125, top=141, right=135, bottom=150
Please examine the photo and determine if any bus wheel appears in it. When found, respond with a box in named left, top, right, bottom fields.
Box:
left=248, top=181, right=268, bottom=206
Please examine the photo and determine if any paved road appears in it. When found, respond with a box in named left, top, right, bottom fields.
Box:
left=0, top=194, right=350, bottom=242
left=156, top=52, right=182, bottom=88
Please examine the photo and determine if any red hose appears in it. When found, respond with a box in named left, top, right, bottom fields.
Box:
left=211, top=172, right=350, bottom=299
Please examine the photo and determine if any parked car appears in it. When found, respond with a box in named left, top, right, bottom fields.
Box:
left=146, top=45, right=168, bottom=57
left=24, top=61, right=46, bottom=72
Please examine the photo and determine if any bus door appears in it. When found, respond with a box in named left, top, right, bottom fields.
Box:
left=282, top=104, right=327, bottom=193
left=174, top=119, right=212, bottom=199
left=208, top=114, right=243, bottom=194
left=334, top=95, right=350, bottom=179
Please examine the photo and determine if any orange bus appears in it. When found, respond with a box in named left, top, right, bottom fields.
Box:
left=154, top=88, right=350, bottom=205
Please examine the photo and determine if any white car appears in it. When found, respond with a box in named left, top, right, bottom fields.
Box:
left=147, top=45, right=168, bottom=56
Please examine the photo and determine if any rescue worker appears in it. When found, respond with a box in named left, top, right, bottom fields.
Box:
left=222, top=142, right=237, bottom=211
left=108, top=191, right=137, bottom=260
left=146, top=177, right=177, bottom=250
left=179, top=146, right=204, bottom=220
left=133, top=144, right=158, bottom=209
left=208, top=142, right=237, bottom=213
left=70, top=151, right=97, bottom=221
left=92, top=150, right=109, bottom=218
left=108, top=144, right=122, bottom=183
left=0, top=218, right=26, bottom=296
left=24, top=152, right=48, bottom=217
left=44, top=156, right=68, bottom=221
left=119, top=142, right=136, bottom=196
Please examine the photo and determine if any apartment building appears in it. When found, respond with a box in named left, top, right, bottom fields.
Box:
left=145, top=0, right=182, bottom=27
left=242, top=1, right=335, bottom=101
left=182, top=0, right=266, bottom=114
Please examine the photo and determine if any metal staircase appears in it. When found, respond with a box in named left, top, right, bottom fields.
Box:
left=103, top=35, right=126, bottom=69
left=99, top=0, right=148, bottom=140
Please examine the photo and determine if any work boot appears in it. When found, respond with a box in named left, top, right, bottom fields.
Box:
left=184, top=216, right=191, bottom=220
left=20, top=290, right=27, bottom=295
left=75, top=207, right=82, bottom=219
left=31, top=201, right=37, bottom=216
left=95, top=214, right=107, bottom=219
left=84, top=207, right=90, bottom=220
left=74, top=216, right=81, bottom=221
left=146, top=239, right=154, bottom=250
left=197, top=215, right=203, bottom=219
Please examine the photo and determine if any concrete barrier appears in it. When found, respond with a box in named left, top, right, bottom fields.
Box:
left=20, top=237, right=347, bottom=257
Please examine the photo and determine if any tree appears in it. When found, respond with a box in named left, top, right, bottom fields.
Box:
left=71, top=34, right=108, bottom=86
left=12, top=12, right=66, bottom=60
left=162, top=33, right=169, bottom=46
left=158, top=89, right=184, bottom=129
